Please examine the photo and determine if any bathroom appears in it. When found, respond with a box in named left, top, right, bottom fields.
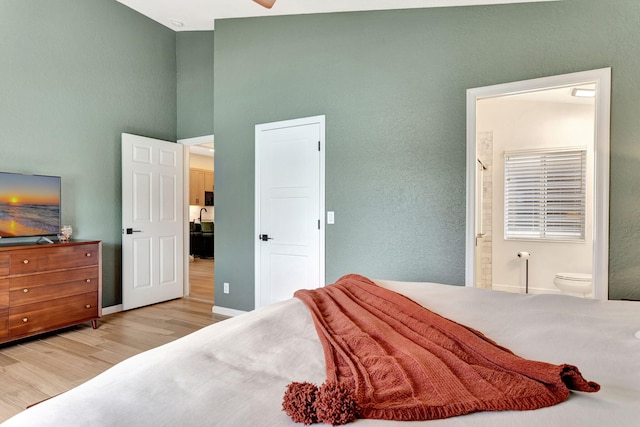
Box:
left=475, top=85, right=595, bottom=298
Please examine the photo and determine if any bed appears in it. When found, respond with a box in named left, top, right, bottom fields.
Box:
left=2, top=277, right=639, bottom=426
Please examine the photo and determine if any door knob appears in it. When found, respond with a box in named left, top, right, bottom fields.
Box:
left=259, top=234, right=273, bottom=241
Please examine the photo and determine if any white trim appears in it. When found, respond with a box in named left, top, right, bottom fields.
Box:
left=466, top=68, right=611, bottom=300
left=178, top=135, right=215, bottom=299
left=212, top=305, right=247, bottom=317
left=177, top=135, right=215, bottom=145
left=254, top=115, right=326, bottom=310
left=491, top=283, right=562, bottom=295
left=102, top=304, right=123, bottom=315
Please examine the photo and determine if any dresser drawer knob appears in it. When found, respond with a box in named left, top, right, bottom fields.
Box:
left=85, top=279, right=91, bottom=283
left=23, top=288, right=29, bottom=293
left=85, top=253, right=92, bottom=257
left=85, top=304, right=92, bottom=309
left=23, top=259, right=29, bottom=264
left=22, top=317, right=28, bottom=323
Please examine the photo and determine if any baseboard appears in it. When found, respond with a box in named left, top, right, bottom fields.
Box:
left=491, top=283, right=561, bottom=295
left=212, top=305, right=247, bottom=317
left=104, top=303, right=249, bottom=317
left=102, top=304, right=123, bottom=315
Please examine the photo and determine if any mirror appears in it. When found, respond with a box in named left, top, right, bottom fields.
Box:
left=465, top=68, right=611, bottom=300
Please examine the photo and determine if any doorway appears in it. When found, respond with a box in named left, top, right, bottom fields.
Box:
left=179, top=135, right=215, bottom=303
left=465, top=68, right=611, bottom=300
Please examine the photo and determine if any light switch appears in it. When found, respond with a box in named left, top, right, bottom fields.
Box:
left=327, top=211, right=335, bottom=225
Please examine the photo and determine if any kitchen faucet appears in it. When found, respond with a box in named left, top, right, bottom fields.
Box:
left=199, top=207, right=207, bottom=223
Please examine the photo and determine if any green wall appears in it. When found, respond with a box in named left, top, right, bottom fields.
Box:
left=3, top=0, right=640, bottom=312
left=177, top=31, right=215, bottom=140
left=214, top=0, right=640, bottom=310
left=0, top=0, right=177, bottom=307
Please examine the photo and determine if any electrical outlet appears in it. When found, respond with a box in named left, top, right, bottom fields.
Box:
left=223, top=282, right=230, bottom=294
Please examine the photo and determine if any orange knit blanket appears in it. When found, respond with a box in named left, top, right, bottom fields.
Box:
left=286, top=274, right=599, bottom=424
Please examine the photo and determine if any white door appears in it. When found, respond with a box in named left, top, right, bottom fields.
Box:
left=122, top=133, right=184, bottom=310
left=255, top=116, right=325, bottom=309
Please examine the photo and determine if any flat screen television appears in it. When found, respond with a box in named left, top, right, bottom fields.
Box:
left=0, top=171, right=61, bottom=238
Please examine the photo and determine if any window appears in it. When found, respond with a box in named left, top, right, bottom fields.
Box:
left=504, top=149, right=586, bottom=241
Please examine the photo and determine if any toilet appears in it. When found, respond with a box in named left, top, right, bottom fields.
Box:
left=554, top=273, right=592, bottom=297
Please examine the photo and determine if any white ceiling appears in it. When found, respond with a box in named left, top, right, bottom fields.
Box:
left=190, top=143, right=215, bottom=158
left=116, top=0, right=560, bottom=31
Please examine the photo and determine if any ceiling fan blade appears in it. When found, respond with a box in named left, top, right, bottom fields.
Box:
left=253, top=0, right=276, bottom=9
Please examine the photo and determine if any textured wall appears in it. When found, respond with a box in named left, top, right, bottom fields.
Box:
left=0, top=0, right=177, bottom=307
left=213, top=0, right=640, bottom=310
left=177, top=31, right=214, bottom=140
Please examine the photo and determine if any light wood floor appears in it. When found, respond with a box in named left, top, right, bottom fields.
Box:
left=189, top=257, right=214, bottom=302
left=0, top=298, right=228, bottom=423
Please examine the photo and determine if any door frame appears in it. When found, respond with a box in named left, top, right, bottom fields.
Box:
left=465, top=68, right=611, bottom=300
left=254, top=115, right=326, bottom=309
left=178, top=134, right=215, bottom=299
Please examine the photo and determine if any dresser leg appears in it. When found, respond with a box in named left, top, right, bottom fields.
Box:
left=91, top=319, right=98, bottom=329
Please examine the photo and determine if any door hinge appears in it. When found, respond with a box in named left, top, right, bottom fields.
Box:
left=318, top=219, right=321, bottom=230
left=318, top=141, right=321, bottom=151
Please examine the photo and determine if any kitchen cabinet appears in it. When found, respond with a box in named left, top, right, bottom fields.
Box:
left=190, top=168, right=214, bottom=205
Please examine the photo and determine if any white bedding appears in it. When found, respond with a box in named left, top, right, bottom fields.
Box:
left=3, top=280, right=639, bottom=426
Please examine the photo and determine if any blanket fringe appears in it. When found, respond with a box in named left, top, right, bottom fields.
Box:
left=283, top=381, right=359, bottom=426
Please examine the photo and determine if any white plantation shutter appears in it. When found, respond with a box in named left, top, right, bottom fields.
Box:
left=504, top=149, right=586, bottom=240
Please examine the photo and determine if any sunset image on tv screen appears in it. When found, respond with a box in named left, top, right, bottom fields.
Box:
left=0, top=173, right=61, bottom=237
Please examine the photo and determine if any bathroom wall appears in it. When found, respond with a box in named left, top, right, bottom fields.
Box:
left=478, top=98, right=595, bottom=293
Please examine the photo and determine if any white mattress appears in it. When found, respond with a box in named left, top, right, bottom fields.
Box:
left=3, top=280, right=639, bottom=426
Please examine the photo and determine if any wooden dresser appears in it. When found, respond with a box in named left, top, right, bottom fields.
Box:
left=0, top=240, right=102, bottom=344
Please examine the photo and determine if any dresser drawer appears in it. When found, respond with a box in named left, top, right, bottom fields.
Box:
left=0, top=254, right=9, bottom=277
left=9, top=292, right=98, bottom=338
left=0, top=278, right=8, bottom=309
left=9, top=243, right=99, bottom=275
left=0, top=309, right=7, bottom=340
left=9, top=267, right=99, bottom=306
